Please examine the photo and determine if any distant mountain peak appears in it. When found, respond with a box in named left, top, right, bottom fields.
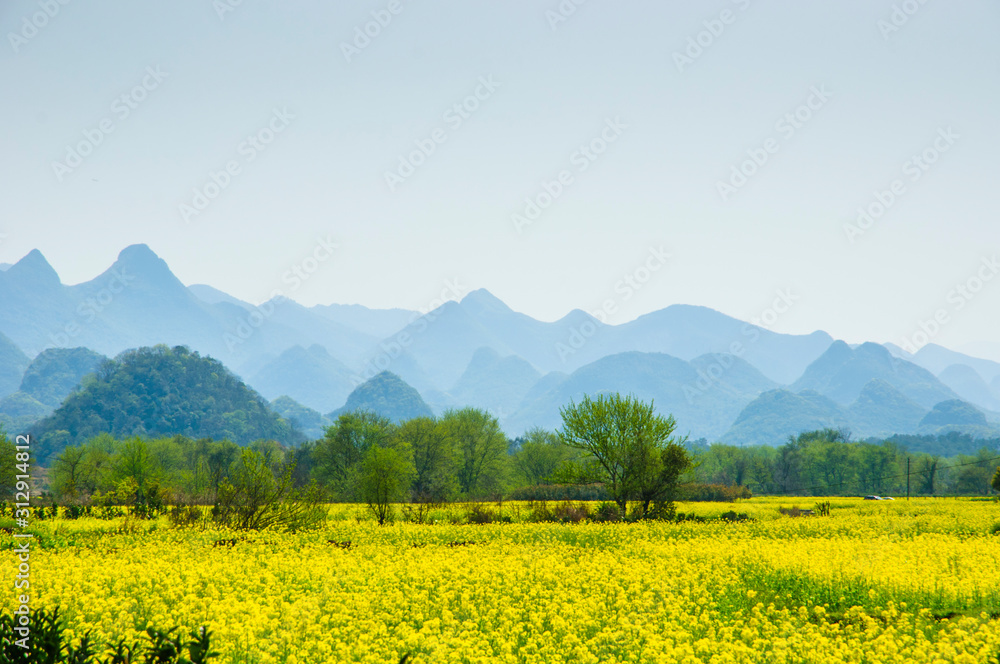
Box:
left=555, top=308, right=602, bottom=327
left=118, top=243, right=158, bottom=261
left=331, top=370, right=433, bottom=422
left=108, top=244, right=186, bottom=291
left=115, top=244, right=170, bottom=273
left=6, top=249, right=61, bottom=287
left=460, top=288, right=512, bottom=313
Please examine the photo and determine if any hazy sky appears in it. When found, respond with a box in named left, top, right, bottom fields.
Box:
left=2, top=0, right=998, bottom=353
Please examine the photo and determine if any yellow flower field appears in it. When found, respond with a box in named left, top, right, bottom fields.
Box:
left=3, top=498, right=1000, bottom=663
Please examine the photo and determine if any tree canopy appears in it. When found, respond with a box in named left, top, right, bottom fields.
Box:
left=558, top=393, right=690, bottom=518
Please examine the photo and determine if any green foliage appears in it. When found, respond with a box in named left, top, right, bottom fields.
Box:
left=213, top=449, right=325, bottom=531
left=0, top=430, right=17, bottom=496
left=558, top=393, right=690, bottom=518
left=359, top=444, right=415, bottom=525
left=687, top=429, right=999, bottom=497
left=51, top=435, right=246, bottom=505
left=399, top=416, right=457, bottom=503
left=511, top=427, right=579, bottom=486
left=313, top=411, right=396, bottom=499
left=440, top=408, right=508, bottom=498
left=506, top=483, right=607, bottom=502
left=993, top=466, right=1000, bottom=494
left=677, top=483, right=752, bottom=502
left=0, top=606, right=217, bottom=664
left=31, top=345, right=303, bottom=462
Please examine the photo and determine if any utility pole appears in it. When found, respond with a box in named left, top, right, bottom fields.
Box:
left=906, top=457, right=910, bottom=501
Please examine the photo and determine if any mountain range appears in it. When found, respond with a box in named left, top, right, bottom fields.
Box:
left=2, top=244, right=999, bottom=451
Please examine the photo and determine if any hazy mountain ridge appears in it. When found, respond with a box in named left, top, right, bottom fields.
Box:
left=0, top=330, right=30, bottom=398
left=0, top=347, right=107, bottom=434
left=250, top=344, right=356, bottom=412
left=0, top=245, right=379, bottom=376
left=2, top=245, right=998, bottom=449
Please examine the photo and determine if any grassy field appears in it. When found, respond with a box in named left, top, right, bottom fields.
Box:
left=3, top=498, right=1000, bottom=663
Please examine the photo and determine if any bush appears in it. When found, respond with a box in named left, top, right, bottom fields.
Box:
left=593, top=501, right=621, bottom=523
left=552, top=502, right=591, bottom=523
left=527, top=501, right=592, bottom=523
left=64, top=505, right=89, bottom=520
left=465, top=504, right=501, bottom=524
left=168, top=504, right=204, bottom=528
left=990, top=522, right=1000, bottom=536
left=213, top=451, right=326, bottom=532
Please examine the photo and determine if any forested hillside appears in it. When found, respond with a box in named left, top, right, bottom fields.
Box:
left=31, top=345, right=302, bottom=460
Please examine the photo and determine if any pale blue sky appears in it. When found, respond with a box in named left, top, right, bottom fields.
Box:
left=2, top=0, right=998, bottom=352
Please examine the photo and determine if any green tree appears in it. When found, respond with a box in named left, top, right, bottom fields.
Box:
left=511, top=427, right=576, bottom=486
left=51, top=445, right=87, bottom=500
left=313, top=411, right=396, bottom=499
left=918, top=455, right=939, bottom=496
left=992, top=465, right=1000, bottom=494
left=359, top=445, right=415, bottom=525
left=557, top=393, right=689, bottom=518
left=110, top=436, right=167, bottom=514
left=397, top=416, right=457, bottom=503
left=440, top=408, right=507, bottom=497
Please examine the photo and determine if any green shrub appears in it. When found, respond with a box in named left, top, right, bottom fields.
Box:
left=593, top=501, right=621, bottom=522
left=168, top=504, right=204, bottom=528
left=465, top=504, right=500, bottom=524
left=0, top=606, right=217, bottom=663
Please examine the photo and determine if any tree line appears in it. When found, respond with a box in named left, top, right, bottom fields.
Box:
left=688, top=428, right=1000, bottom=497
left=12, top=398, right=1000, bottom=526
